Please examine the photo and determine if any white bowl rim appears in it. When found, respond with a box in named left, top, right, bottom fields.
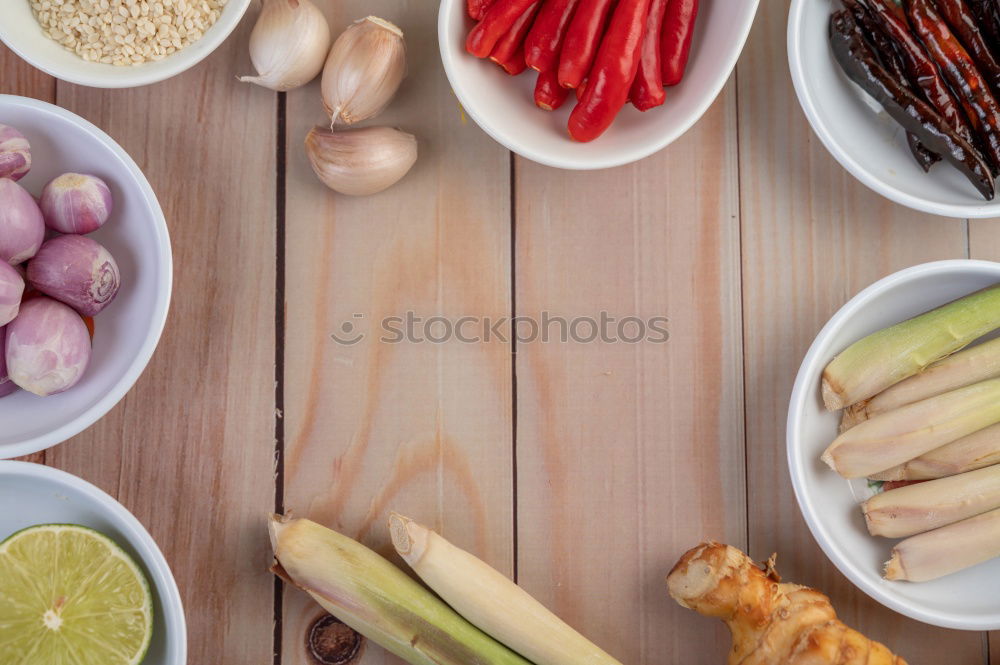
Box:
left=787, top=0, right=998, bottom=219
left=438, top=0, right=761, bottom=170
left=0, top=94, right=173, bottom=459
left=787, top=259, right=1000, bottom=631
left=0, top=459, right=187, bottom=661
left=0, top=0, right=251, bottom=89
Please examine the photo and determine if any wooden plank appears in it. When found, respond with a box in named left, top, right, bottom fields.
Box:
left=738, top=1, right=983, bottom=661
left=513, top=83, right=744, bottom=665
left=279, top=2, right=514, bottom=663
left=2, top=45, right=56, bottom=466
left=42, top=10, right=278, bottom=665
left=0, top=43, right=55, bottom=103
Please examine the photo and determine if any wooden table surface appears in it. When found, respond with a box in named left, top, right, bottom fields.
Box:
left=3, top=0, right=999, bottom=663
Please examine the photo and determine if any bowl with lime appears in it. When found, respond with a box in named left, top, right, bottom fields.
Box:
left=0, top=460, right=184, bottom=664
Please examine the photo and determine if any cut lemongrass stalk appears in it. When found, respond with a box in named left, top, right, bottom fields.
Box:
left=870, top=423, right=1000, bottom=480
left=885, top=507, right=1000, bottom=582
left=821, top=377, right=1000, bottom=478
left=268, top=515, right=534, bottom=665
left=389, top=513, right=624, bottom=665
left=863, top=464, right=1000, bottom=537
left=821, top=284, right=1000, bottom=411
left=841, top=336, right=1000, bottom=429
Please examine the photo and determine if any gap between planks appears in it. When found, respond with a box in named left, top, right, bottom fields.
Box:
left=273, top=89, right=287, bottom=665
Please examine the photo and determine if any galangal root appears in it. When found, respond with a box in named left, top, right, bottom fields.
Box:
left=667, top=542, right=907, bottom=665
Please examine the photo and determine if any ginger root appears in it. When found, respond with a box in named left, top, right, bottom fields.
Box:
left=666, top=542, right=907, bottom=665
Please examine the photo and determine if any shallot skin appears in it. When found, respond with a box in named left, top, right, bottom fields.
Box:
left=5, top=297, right=91, bottom=397
left=0, top=124, right=31, bottom=181
left=0, top=178, right=44, bottom=265
left=27, top=235, right=121, bottom=317
left=0, top=327, right=16, bottom=398
left=0, top=261, right=24, bottom=327
left=40, top=173, right=114, bottom=235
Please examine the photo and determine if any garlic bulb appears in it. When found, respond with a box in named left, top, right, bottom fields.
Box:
left=305, top=126, right=417, bottom=196
left=322, top=17, right=406, bottom=125
left=239, top=0, right=331, bottom=92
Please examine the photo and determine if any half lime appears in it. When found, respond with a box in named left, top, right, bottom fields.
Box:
left=0, top=524, right=153, bottom=664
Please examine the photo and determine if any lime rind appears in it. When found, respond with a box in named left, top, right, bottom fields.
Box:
left=0, top=524, right=154, bottom=665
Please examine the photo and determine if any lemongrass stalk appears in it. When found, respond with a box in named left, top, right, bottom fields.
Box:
left=841, top=337, right=1000, bottom=428
left=821, top=284, right=1000, bottom=411
left=870, top=424, right=1000, bottom=480
left=863, top=464, right=1000, bottom=537
left=388, top=513, right=624, bottom=665
left=268, top=515, right=535, bottom=665
left=821, top=377, right=1000, bottom=478
left=885, top=507, right=1000, bottom=582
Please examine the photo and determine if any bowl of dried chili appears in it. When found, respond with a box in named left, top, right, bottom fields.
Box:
left=439, top=0, right=759, bottom=169
left=789, top=0, right=1000, bottom=217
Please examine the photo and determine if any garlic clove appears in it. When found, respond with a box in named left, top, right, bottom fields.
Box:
left=239, top=0, right=331, bottom=92
left=305, top=126, right=417, bottom=196
left=322, top=16, right=407, bottom=125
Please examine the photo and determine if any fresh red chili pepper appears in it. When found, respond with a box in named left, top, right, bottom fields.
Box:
left=525, top=0, right=581, bottom=72
left=568, top=0, right=652, bottom=141
left=467, top=0, right=537, bottom=58
left=558, top=0, right=616, bottom=89
left=867, top=0, right=977, bottom=146
left=932, top=0, right=1000, bottom=93
left=494, top=44, right=529, bottom=74
left=468, top=0, right=497, bottom=21
left=489, top=2, right=540, bottom=71
left=660, top=0, right=698, bottom=85
left=575, top=78, right=588, bottom=100
left=534, top=67, right=571, bottom=109
left=908, top=0, right=1000, bottom=172
left=629, top=0, right=668, bottom=110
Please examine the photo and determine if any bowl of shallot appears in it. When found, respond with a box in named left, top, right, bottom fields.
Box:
left=439, top=0, right=759, bottom=169
left=0, top=95, right=172, bottom=459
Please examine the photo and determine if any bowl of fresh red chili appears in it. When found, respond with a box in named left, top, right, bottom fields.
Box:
left=440, top=0, right=759, bottom=169
left=789, top=0, right=1000, bottom=217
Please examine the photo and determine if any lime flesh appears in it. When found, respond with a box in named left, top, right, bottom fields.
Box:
left=0, top=524, right=153, bottom=665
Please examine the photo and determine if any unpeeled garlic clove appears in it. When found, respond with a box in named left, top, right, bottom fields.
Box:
left=305, top=126, right=417, bottom=196
left=322, top=16, right=406, bottom=125
left=239, top=0, right=331, bottom=92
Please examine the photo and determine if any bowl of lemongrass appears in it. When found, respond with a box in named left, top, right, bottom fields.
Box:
left=788, top=259, right=1000, bottom=630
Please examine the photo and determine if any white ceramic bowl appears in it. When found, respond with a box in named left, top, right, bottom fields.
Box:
left=0, top=0, right=251, bottom=88
left=788, top=260, right=1000, bottom=630
left=0, top=95, right=172, bottom=459
left=0, top=460, right=186, bottom=664
left=788, top=0, right=1000, bottom=218
left=439, top=0, right=759, bottom=169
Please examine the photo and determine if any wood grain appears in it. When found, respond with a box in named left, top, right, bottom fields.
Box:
left=737, top=2, right=985, bottom=661
left=28, top=10, right=278, bottom=665
left=279, top=2, right=514, bottom=664
left=513, top=81, right=744, bottom=665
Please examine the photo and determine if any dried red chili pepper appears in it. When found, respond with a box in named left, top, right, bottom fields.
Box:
left=931, top=0, right=1000, bottom=93
left=660, top=0, right=699, bottom=85
left=534, top=67, right=571, bottom=109
left=867, top=0, right=977, bottom=147
left=489, top=2, right=540, bottom=71
left=844, top=0, right=941, bottom=170
left=908, top=0, right=1000, bottom=172
left=468, top=0, right=497, bottom=21
left=967, top=0, right=1000, bottom=51
left=629, top=0, right=669, bottom=110
left=525, top=0, right=581, bottom=72
left=467, top=0, right=538, bottom=58
left=558, top=0, right=616, bottom=89
left=568, top=0, right=652, bottom=141
left=830, top=10, right=994, bottom=198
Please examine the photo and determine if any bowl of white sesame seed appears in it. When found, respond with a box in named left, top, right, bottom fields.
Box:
left=0, top=0, right=251, bottom=88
